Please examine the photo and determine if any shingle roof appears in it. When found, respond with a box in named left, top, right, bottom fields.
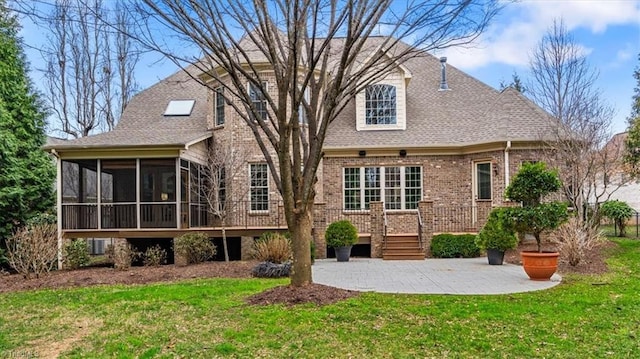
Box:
left=44, top=67, right=211, bottom=150
left=45, top=38, right=554, bottom=152
left=325, top=53, right=556, bottom=150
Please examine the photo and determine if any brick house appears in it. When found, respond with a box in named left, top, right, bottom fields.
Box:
left=44, top=41, right=555, bottom=261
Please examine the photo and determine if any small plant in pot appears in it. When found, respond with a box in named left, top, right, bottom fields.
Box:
left=325, top=220, right=358, bottom=262
left=475, top=208, right=518, bottom=265
left=505, top=162, right=568, bottom=280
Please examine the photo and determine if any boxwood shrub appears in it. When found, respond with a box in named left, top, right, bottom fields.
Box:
left=430, top=233, right=480, bottom=258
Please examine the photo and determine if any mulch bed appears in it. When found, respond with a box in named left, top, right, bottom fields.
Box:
left=0, top=240, right=617, bottom=306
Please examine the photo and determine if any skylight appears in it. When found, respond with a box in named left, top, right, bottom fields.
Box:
left=164, top=100, right=195, bottom=116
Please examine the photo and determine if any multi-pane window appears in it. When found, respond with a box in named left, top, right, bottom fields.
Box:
left=250, top=163, right=269, bottom=211
left=364, top=167, right=380, bottom=209
left=405, top=166, right=422, bottom=209
left=476, top=162, right=492, bottom=200
left=215, top=87, right=225, bottom=126
left=344, top=166, right=422, bottom=210
left=384, top=167, right=402, bottom=210
left=344, top=167, right=361, bottom=210
left=365, top=84, right=396, bottom=125
left=249, top=81, right=267, bottom=120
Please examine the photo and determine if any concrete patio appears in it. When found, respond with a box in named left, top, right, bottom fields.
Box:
left=312, top=257, right=562, bottom=295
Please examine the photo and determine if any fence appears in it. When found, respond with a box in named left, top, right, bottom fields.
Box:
left=600, top=210, right=640, bottom=238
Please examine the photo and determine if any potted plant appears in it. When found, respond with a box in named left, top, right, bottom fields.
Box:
left=475, top=208, right=518, bottom=265
left=505, top=162, right=568, bottom=280
left=325, top=219, right=358, bottom=262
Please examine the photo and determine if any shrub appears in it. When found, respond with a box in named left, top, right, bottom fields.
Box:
left=252, top=261, right=292, bottom=278
left=600, top=200, right=635, bottom=237
left=63, top=239, right=90, bottom=270
left=5, top=222, right=58, bottom=278
left=475, top=208, right=518, bottom=252
left=505, top=162, right=568, bottom=252
left=143, top=245, right=167, bottom=267
left=552, top=217, right=605, bottom=266
left=252, top=232, right=291, bottom=263
left=105, top=243, right=140, bottom=270
left=431, top=233, right=480, bottom=258
left=325, top=220, right=358, bottom=248
left=174, top=233, right=216, bottom=265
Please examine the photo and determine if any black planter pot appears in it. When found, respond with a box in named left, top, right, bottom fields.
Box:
left=334, top=246, right=353, bottom=262
left=486, top=249, right=505, bottom=265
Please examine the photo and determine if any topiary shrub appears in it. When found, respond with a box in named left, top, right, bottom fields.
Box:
left=600, top=200, right=635, bottom=237
left=475, top=208, right=518, bottom=252
left=143, top=244, right=167, bottom=267
left=251, top=261, right=292, bottom=278
left=63, top=238, right=90, bottom=270
left=174, top=232, right=217, bottom=265
left=505, top=162, right=568, bottom=252
left=252, top=232, right=291, bottom=264
left=325, top=220, right=358, bottom=248
left=431, top=233, right=480, bottom=258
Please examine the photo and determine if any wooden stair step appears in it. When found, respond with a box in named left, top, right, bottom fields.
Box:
left=382, top=253, right=426, bottom=260
left=384, top=241, right=421, bottom=249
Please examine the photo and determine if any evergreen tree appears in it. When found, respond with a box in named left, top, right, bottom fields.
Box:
left=0, top=1, right=55, bottom=243
left=625, top=54, right=640, bottom=173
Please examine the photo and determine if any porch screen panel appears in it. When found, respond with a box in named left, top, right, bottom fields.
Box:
left=140, top=159, right=177, bottom=228
left=61, top=160, right=98, bottom=229
left=101, top=160, right=136, bottom=229
left=476, top=163, right=492, bottom=200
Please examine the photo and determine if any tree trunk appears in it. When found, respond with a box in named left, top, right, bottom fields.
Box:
left=221, top=226, right=229, bottom=262
left=290, top=208, right=313, bottom=287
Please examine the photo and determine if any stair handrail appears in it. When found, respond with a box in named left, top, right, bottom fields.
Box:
left=416, top=208, right=424, bottom=250
left=382, top=204, right=388, bottom=250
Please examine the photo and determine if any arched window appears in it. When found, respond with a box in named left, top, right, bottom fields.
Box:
left=365, top=84, right=396, bottom=125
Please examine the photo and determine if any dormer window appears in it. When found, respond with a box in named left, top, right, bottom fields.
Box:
left=365, top=84, right=396, bottom=125
left=355, top=72, right=407, bottom=131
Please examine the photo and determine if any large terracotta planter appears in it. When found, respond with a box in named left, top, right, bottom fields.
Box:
left=520, top=251, right=559, bottom=281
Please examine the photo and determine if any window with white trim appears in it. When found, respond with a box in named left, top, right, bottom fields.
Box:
left=250, top=163, right=269, bottom=211
left=215, top=87, right=225, bottom=126
left=365, top=84, right=396, bottom=125
left=249, top=81, right=267, bottom=120
left=475, top=162, right=492, bottom=200
left=343, top=166, right=422, bottom=210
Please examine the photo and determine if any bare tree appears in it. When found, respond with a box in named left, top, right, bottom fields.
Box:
left=200, top=135, right=251, bottom=262
left=133, top=0, right=499, bottom=286
left=42, top=0, right=139, bottom=138
left=529, top=19, right=617, bottom=228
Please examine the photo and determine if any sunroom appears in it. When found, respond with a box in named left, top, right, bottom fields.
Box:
left=59, top=156, right=211, bottom=231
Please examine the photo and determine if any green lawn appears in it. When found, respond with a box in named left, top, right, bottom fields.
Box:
left=1, top=239, right=639, bottom=358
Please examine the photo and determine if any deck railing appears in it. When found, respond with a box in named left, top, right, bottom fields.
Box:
left=62, top=200, right=493, bottom=235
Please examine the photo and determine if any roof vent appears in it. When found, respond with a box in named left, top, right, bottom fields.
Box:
left=439, top=57, right=450, bottom=91
left=164, top=100, right=195, bottom=116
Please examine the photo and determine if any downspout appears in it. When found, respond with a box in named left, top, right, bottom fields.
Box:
left=504, top=141, right=512, bottom=189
